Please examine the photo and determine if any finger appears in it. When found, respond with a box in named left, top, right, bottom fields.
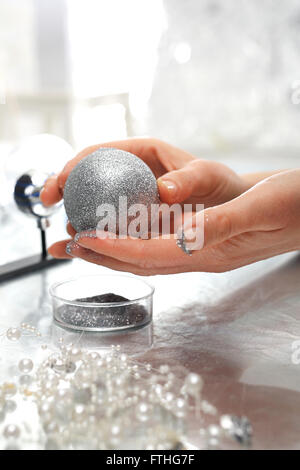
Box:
left=183, top=178, right=285, bottom=250
left=157, top=160, right=208, bottom=204
left=48, top=239, right=73, bottom=259
left=48, top=239, right=153, bottom=275
left=66, top=221, right=76, bottom=237
left=57, top=138, right=168, bottom=190
left=157, top=159, right=240, bottom=204
left=74, top=230, right=189, bottom=268
left=40, top=175, right=62, bottom=206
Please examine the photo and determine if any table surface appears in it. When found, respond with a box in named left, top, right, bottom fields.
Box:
left=1, top=250, right=300, bottom=450
left=1, top=149, right=300, bottom=449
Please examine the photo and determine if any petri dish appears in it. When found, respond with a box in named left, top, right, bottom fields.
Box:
left=50, top=274, right=154, bottom=332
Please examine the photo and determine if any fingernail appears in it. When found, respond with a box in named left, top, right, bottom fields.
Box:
left=74, top=230, right=97, bottom=242
left=66, top=241, right=80, bottom=256
left=158, top=179, right=177, bottom=196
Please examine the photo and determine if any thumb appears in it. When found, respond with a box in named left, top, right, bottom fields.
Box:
left=182, top=181, right=281, bottom=250
left=157, top=160, right=214, bottom=204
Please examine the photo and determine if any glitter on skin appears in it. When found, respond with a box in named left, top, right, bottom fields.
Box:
left=63, top=148, right=160, bottom=234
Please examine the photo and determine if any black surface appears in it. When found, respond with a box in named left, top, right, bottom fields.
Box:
left=0, top=254, right=69, bottom=283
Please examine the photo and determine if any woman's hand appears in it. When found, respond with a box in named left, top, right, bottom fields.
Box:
left=41, top=138, right=249, bottom=209
left=48, top=169, right=300, bottom=275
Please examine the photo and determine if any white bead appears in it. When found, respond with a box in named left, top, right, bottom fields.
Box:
left=4, top=400, right=17, bottom=413
left=201, top=400, right=217, bottom=415
left=6, top=328, right=21, bottom=341
left=208, top=437, right=219, bottom=448
left=18, top=358, right=34, bottom=373
left=69, top=347, right=81, bottom=359
left=3, top=424, right=20, bottom=439
left=220, top=414, right=233, bottom=430
left=43, top=421, right=59, bottom=434
left=159, top=365, right=170, bottom=374
left=185, top=373, right=203, bottom=394
left=208, top=424, right=220, bottom=437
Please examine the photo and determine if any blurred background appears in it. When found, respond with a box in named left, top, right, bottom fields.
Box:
left=1, top=0, right=300, bottom=264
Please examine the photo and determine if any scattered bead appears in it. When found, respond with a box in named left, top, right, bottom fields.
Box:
left=6, top=328, right=21, bottom=341
left=3, top=424, right=20, bottom=439
left=0, top=342, right=252, bottom=450
left=18, top=358, right=34, bottom=374
left=220, top=415, right=252, bottom=447
left=3, top=400, right=17, bottom=413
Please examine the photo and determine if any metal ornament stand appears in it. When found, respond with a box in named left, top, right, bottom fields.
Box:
left=0, top=170, right=69, bottom=283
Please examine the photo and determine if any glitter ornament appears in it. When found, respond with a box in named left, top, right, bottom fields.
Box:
left=63, top=148, right=160, bottom=234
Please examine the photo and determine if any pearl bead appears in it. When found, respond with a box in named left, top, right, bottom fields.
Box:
left=87, top=352, right=100, bottom=361
left=208, top=424, right=220, bottom=437
left=220, top=414, right=233, bottom=430
left=72, top=404, right=87, bottom=422
left=3, top=424, right=20, bottom=439
left=0, top=335, right=238, bottom=450
left=175, top=398, right=186, bottom=418
left=19, top=375, right=33, bottom=386
left=208, top=437, right=219, bottom=448
left=69, top=347, right=81, bottom=359
left=18, top=358, right=34, bottom=373
left=159, top=365, right=170, bottom=374
left=6, top=328, right=21, bottom=341
left=184, top=373, right=203, bottom=394
left=43, top=421, right=59, bottom=434
left=201, top=400, right=217, bottom=415
left=120, top=354, right=127, bottom=362
left=4, top=400, right=17, bottom=413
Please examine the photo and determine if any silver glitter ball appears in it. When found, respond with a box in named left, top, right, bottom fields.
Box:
left=64, top=148, right=160, bottom=233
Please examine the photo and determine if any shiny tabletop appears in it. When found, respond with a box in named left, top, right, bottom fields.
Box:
left=1, top=250, right=300, bottom=450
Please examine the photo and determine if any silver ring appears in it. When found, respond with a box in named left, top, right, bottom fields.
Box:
left=176, top=228, right=192, bottom=256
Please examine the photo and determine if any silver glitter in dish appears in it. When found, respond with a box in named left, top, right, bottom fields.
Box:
left=57, top=298, right=149, bottom=330
left=63, top=148, right=160, bottom=233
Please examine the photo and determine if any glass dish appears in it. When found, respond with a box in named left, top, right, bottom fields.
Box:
left=50, top=274, right=154, bottom=332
